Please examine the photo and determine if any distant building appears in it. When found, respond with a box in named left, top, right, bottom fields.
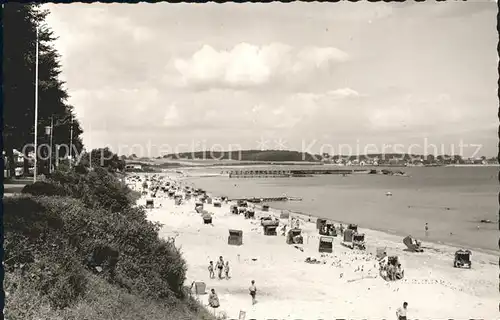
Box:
left=125, top=163, right=142, bottom=171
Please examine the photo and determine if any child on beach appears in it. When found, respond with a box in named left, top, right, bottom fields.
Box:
left=249, top=280, right=257, bottom=305
left=216, top=256, right=224, bottom=279
left=224, top=261, right=230, bottom=279
left=208, top=261, right=215, bottom=279
left=396, top=302, right=408, bottom=320
left=208, top=288, right=220, bottom=315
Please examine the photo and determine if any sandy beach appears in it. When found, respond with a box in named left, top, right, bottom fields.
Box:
left=129, top=172, right=497, bottom=319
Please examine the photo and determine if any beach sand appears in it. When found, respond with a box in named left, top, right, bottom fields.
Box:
left=129, top=173, right=497, bottom=319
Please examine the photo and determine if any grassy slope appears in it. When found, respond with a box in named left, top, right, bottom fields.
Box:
left=5, top=269, right=214, bottom=320
left=4, top=168, right=216, bottom=320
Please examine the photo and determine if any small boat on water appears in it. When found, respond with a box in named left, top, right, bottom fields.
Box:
left=386, top=192, right=392, bottom=196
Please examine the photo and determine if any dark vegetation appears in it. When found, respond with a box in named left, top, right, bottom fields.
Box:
left=4, top=4, right=83, bottom=176
left=5, top=168, right=214, bottom=319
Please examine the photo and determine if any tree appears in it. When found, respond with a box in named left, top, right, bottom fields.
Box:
left=3, top=4, right=84, bottom=176
left=81, top=148, right=125, bottom=173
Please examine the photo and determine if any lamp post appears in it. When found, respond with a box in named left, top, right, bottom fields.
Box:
left=69, top=114, right=73, bottom=168
left=44, top=123, right=51, bottom=174
left=44, top=116, right=54, bottom=174
left=33, top=26, right=40, bottom=182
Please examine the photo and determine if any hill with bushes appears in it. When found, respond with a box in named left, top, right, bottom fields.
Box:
left=4, top=166, right=215, bottom=320
left=165, top=149, right=322, bottom=162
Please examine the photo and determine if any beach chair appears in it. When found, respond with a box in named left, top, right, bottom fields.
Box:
left=146, top=199, right=154, bottom=208
left=262, top=204, right=270, bottom=212
left=228, top=229, right=243, bottom=245
left=245, top=209, right=255, bottom=219
left=202, top=213, right=212, bottom=224
left=213, top=200, right=221, bottom=207
left=230, top=205, right=238, bottom=214
left=263, top=225, right=278, bottom=236
left=316, top=218, right=327, bottom=231
left=327, top=224, right=338, bottom=237
left=376, top=247, right=387, bottom=259
left=318, top=236, right=334, bottom=253
left=261, top=217, right=279, bottom=227
left=237, top=200, right=247, bottom=207
left=403, top=235, right=424, bottom=252
left=353, top=233, right=366, bottom=250
left=193, top=281, right=206, bottom=295
left=454, top=249, right=472, bottom=268
left=343, top=229, right=354, bottom=247
left=239, top=207, right=247, bottom=215
left=175, top=198, right=182, bottom=205
left=347, top=224, right=358, bottom=233
left=286, top=228, right=303, bottom=244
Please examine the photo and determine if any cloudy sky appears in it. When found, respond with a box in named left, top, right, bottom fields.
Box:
left=44, top=1, right=498, bottom=157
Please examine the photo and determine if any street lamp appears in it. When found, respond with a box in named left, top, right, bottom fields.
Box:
left=45, top=116, right=54, bottom=174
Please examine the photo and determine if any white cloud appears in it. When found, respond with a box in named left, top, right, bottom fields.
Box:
left=163, top=104, right=181, bottom=126
left=327, top=88, right=360, bottom=98
left=173, top=43, right=349, bottom=88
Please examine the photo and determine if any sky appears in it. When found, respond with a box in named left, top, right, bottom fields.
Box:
left=43, top=1, right=498, bottom=158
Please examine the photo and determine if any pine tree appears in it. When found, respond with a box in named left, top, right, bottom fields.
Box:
left=3, top=4, right=84, bottom=176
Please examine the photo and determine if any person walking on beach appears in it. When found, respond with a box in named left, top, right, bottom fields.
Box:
left=216, top=256, right=224, bottom=279
left=208, top=261, right=215, bottom=279
left=208, top=288, right=220, bottom=316
left=396, top=302, right=408, bottom=320
left=425, top=223, right=429, bottom=237
left=249, top=280, right=257, bottom=305
left=224, top=261, right=230, bottom=279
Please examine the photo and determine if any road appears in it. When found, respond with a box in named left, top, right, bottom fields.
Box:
left=4, top=178, right=32, bottom=196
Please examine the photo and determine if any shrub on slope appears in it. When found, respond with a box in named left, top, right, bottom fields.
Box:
left=10, top=168, right=197, bottom=317
left=5, top=195, right=187, bottom=303
left=22, top=167, right=136, bottom=213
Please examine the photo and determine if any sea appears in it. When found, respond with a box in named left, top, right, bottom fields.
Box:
left=183, top=166, right=499, bottom=253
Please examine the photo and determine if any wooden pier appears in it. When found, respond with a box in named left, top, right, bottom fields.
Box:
left=226, top=168, right=362, bottom=178
left=229, top=196, right=302, bottom=203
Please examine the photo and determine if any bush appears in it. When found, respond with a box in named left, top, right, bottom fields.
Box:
left=5, top=269, right=215, bottom=320
left=5, top=167, right=202, bottom=316
left=5, top=192, right=187, bottom=302
left=46, top=167, right=135, bottom=213
left=21, top=181, right=67, bottom=196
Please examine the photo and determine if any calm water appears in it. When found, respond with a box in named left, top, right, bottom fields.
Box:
left=185, top=166, right=499, bottom=252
